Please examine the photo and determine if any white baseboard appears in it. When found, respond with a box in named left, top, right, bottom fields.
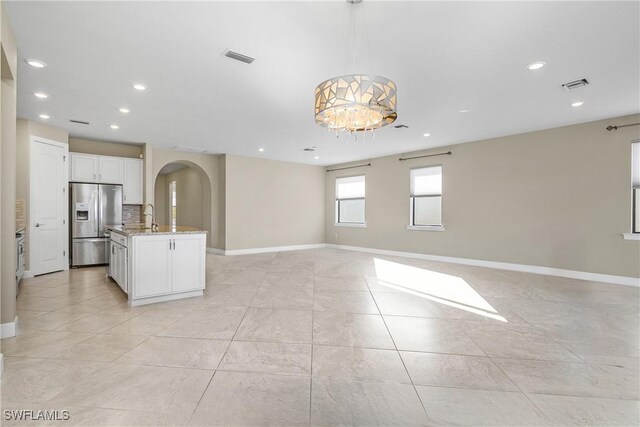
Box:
left=22, top=270, right=34, bottom=279
left=326, top=244, right=640, bottom=287
left=223, top=243, right=326, bottom=256
left=129, top=290, right=204, bottom=306
left=0, top=316, right=18, bottom=338
left=207, top=241, right=638, bottom=287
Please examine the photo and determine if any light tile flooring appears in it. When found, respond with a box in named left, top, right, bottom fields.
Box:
left=1, top=248, right=639, bottom=426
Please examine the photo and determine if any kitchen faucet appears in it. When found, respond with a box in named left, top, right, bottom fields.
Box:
left=143, top=203, right=159, bottom=231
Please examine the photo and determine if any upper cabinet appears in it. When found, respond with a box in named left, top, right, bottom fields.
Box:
left=123, top=159, right=143, bottom=205
left=70, top=153, right=99, bottom=182
left=98, top=156, right=124, bottom=184
left=70, top=153, right=144, bottom=205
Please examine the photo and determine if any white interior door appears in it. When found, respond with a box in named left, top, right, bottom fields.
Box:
left=31, top=138, right=68, bottom=275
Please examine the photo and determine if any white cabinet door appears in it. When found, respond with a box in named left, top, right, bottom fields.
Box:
left=123, top=159, right=143, bottom=204
left=116, top=244, right=128, bottom=294
left=98, top=156, right=124, bottom=184
left=132, top=235, right=172, bottom=298
left=109, top=241, right=117, bottom=280
left=171, top=234, right=205, bottom=292
left=70, top=153, right=98, bottom=182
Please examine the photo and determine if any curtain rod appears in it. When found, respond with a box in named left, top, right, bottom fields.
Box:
left=326, top=163, right=372, bottom=172
left=606, top=123, right=640, bottom=131
left=399, top=151, right=452, bottom=161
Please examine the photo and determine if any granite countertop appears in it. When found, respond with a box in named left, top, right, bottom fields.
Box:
left=105, top=224, right=207, bottom=236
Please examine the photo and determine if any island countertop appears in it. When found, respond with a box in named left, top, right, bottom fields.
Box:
left=105, top=224, right=208, bottom=236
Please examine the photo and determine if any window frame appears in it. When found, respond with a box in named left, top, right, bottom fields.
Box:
left=169, top=180, right=177, bottom=228
left=408, top=165, right=444, bottom=230
left=632, top=141, right=640, bottom=234
left=335, top=175, right=366, bottom=226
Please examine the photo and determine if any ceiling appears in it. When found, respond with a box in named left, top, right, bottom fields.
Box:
left=6, top=1, right=639, bottom=165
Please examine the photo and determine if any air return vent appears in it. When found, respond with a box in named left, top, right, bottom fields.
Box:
left=69, top=119, right=90, bottom=125
left=172, top=146, right=209, bottom=154
left=562, top=78, right=589, bottom=91
left=224, top=50, right=255, bottom=64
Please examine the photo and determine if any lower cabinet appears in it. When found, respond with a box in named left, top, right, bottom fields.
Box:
left=109, top=240, right=128, bottom=294
left=132, top=233, right=205, bottom=300
left=132, top=235, right=172, bottom=298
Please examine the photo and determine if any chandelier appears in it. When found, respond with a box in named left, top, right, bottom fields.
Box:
left=314, top=0, right=397, bottom=134
left=314, top=75, right=397, bottom=132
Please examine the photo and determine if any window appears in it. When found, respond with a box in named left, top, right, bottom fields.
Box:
left=633, top=141, right=640, bottom=233
left=335, top=175, right=365, bottom=225
left=410, top=166, right=442, bottom=227
left=169, top=180, right=177, bottom=227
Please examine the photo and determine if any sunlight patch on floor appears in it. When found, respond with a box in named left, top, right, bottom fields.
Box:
left=373, top=258, right=507, bottom=322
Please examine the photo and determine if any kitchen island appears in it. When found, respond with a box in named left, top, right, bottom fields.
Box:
left=106, top=225, right=207, bottom=306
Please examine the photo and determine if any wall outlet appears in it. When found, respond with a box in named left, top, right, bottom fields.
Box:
left=334, top=232, right=338, bottom=238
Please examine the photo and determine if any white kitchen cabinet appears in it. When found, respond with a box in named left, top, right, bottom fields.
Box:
left=98, top=156, right=124, bottom=184
left=70, top=153, right=143, bottom=204
left=109, top=232, right=128, bottom=294
left=123, top=159, right=143, bottom=204
left=70, top=153, right=99, bottom=182
left=110, top=242, right=127, bottom=293
left=171, top=234, right=206, bottom=293
left=132, top=235, right=172, bottom=298
left=127, top=232, right=206, bottom=305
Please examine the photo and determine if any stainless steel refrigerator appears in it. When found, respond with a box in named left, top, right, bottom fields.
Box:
left=70, top=183, right=122, bottom=266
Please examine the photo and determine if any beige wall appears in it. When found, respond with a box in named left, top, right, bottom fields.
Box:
left=1, top=3, right=17, bottom=324
left=154, top=174, right=166, bottom=225
left=16, top=119, right=69, bottom=272
left=155, top=166, right=204, bottom=230
left=224, top=154, right=325, bottom=250
left=325, top=114, right=640, bottom=279
left=148, top=148, right=222, bottom=249
left=69, top=137, right=142, bottom=158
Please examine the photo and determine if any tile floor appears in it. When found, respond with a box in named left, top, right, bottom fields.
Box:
left=1, top=248, right=639, bottom=426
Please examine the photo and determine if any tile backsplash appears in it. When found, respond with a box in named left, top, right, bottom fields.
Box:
left=123, top=205, right=142, bottom=225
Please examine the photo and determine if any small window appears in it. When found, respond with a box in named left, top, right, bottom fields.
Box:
left=633, top=142, right=640, bottom=233
left=410, top=166, right=442, bottom=227
left=169, top=180, right=177, bottom=227
left=335, top=175, right=365, bottom=224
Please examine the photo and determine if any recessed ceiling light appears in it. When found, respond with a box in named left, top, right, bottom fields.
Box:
left=314, top=156, right=320, bottom=160
left=25, top=59, right=46, bottom=68
left=423, top=133, right=431, bottom=137
left=460, top=109, right=471, bottom=113
left=39, top=114, right=50, bottom=119
left=119, top=107, right=130, bottom=113
left=133, top=83, right=146, bottom=91
left=527, top=61, right=546, bottom=70
left=110, top=124, right=119, bottom=129
left=571, top=101, right=584, bottom=107
left=34, top=92, right=48, bottom=99
left=258, top=148, right=265, bottom=152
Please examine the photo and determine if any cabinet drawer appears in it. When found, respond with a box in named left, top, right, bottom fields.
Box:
left=110, top=231, right=127, bottom=247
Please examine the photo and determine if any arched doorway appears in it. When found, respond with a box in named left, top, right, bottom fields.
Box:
left=153, top=160, right=212, bottom=240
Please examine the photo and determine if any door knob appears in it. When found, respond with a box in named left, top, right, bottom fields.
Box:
left=35, top=223, right=41, bottom=227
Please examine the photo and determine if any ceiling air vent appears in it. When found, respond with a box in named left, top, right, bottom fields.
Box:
left=303, top=146, right=317, bottom=152
left=224, top=50, right=255, bottom=64
left=393, top=124, right=409, bottom=129
left=172, top=146, right=209, bottom=154
left=562, top=78, right=589, bottom=91
left=69, top=119, right=90, bottom=125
